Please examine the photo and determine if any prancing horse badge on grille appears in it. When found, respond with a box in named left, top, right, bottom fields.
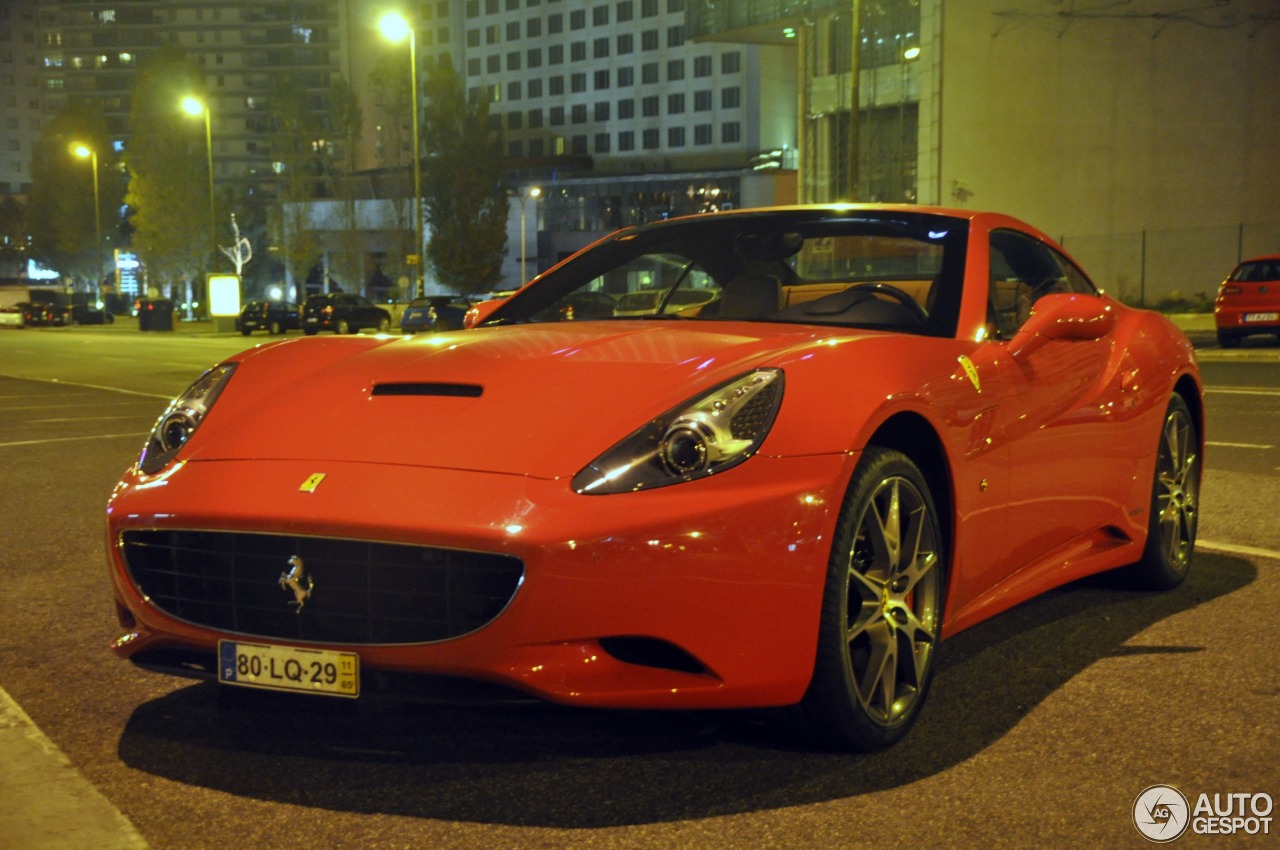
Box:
left=279, top=555, right=314, bottom=612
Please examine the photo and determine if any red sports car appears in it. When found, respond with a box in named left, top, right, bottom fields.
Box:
left=106, top=205, right=1202, bottom=751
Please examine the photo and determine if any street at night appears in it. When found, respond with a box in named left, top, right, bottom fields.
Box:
left=1, top=323, right=1277, bottom=849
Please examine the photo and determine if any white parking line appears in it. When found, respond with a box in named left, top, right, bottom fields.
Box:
left=1203, top=387, right=1280, bottom=397
left=1207, top=440, right=1275, bottom=449
left=0, top=433, right=144, bottom=449
left=28, top=415, right=153, bottom=423
left=1199, top=539, right=1280, bottom=561
left=0, top=373, right=171, bottom=400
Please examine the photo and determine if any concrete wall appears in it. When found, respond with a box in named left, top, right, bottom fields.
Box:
left=932, top=0, right=1280, bottom=301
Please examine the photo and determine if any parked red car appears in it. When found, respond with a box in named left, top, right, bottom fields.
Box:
left=1214, top=254, right=1280, bottom=347
left=106, top=205, right=1202, bottom=751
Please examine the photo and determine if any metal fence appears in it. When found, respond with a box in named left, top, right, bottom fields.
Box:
left=1060, top=221, right=1280, bottom=308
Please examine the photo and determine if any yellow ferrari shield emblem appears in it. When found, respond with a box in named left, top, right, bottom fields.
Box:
left=957, top=355, right=981, bottom=393
left=299, top=473, right=327, bottom=493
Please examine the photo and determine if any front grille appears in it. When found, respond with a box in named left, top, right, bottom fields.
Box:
left=120, top=530, right=524, bottom=645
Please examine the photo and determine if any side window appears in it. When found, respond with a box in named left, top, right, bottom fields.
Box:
left=987, top=230, right=1090, bottom=339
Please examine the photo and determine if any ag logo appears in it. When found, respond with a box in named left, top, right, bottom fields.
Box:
left=1134, top=784, right=1190, bottom=843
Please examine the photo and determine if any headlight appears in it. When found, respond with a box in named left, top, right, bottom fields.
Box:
left=572, top=369, right=783, bottom=494
left=137, top=364, right=236, bottom=474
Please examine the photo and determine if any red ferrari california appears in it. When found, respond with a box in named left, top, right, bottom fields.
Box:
left=106, top=205, right=1202, bottom=751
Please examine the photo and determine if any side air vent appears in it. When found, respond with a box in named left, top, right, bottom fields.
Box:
left=372, top=383, right=483, bottom=398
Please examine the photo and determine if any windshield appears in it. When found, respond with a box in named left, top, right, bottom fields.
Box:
left=484, top=209, right=968, bottom=337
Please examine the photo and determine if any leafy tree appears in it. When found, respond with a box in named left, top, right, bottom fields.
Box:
left=266, top=74, right=324, bottom=300
left=325, top=74, right=367, bottom=292
left=420, top=61, right=509, bottom=296
left=367, top=49, right=415, bottom=290
left=0, top=194, right=28, bottom=273
left=27, top=99, right=124, bottom=287
left=123, top=48, right=210, bottom=297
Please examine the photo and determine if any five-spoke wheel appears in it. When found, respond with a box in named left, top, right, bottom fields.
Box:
left=797, top=447, right=944, bottom=751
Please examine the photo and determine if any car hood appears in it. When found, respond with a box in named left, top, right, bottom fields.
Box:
left=190, top=322, right=873, bottom=478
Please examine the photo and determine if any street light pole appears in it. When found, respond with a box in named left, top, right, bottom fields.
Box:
left=73, top=144, right=103, bottom=295
left=520, top=185, right=541, bottom=284
left=181, top=96, right=217, bottom=273
left=379, top=12, right=423, bottom=300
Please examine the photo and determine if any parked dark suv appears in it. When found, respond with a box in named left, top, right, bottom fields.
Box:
left=239, top=300, right=300, bottom=335
left=302, top=293, right=392, bottom=335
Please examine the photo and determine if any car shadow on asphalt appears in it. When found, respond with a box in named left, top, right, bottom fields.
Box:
left=116, top=553, right=1253, bottom=828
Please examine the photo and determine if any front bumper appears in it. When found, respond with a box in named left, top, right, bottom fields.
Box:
left=107, top=453, right=851, bottom=708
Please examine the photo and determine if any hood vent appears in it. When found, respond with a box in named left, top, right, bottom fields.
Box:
left=371, top=382, right=484, bottom=398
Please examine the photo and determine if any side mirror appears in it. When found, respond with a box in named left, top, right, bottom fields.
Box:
left=1007, top=293, right=1116, bottom=359
left=463, top=298, right=506, bottom=329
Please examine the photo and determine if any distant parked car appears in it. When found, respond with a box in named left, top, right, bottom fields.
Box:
left=1214, top=255, right=1280, bottom=348
left=302, top=293, right=391, bottom=335
left=399, top=296, right=472, bottom=334
left=16, top=302, right=51, bottom=326
left=0, top=304, right=24, bottom=327
left=238, top=300, right=299, bottom=336
left=71, top=304, right=114, bottom=325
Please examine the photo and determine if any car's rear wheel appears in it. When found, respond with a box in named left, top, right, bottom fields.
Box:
left=1217, top=331, right=1240, bottom=349
left=1123, top=395, right=1199, bottom=590
left=377, top=317, right=391, bottom=332
left=269, top=321, right=283, bottom=335
left=793, top=447, right=945, bottom=751
left=337, top=319, right=352, bottom=334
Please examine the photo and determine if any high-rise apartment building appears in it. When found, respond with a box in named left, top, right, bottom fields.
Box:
left=1, top=2, right=43, bottom=196
left=35, top=0, right=350, bottom=194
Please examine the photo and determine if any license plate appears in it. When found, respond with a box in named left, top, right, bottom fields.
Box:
left=218, top=640, right=359, bottom=698
left=1243, top=312, right=1279, bottom=322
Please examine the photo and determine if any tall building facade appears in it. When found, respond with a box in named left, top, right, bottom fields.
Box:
left=35, top=0, right=350, bottom=194
left=0, top=2, right=43, bottom=196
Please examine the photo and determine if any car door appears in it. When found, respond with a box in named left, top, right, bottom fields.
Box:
left=983, top=229, right=1124, bottom=569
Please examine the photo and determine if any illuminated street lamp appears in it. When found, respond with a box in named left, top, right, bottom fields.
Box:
left=379, top=11, right=423, bottom=299
left=72, top=143, right=103, bottom=293
left=181, top=95, right=217, bottom=271
left=520, top=186, right=542, bottom=284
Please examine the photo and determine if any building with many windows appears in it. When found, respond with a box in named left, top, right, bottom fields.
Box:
left=10, top=0, right=1276, bottom=302
left=35, top=0, right=351, bottom=194
left=0, top=2, right=42, bottom=197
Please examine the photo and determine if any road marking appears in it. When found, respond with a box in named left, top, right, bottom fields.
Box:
left=1199, top=539, right=1280, bottom=561
left=0, top=373, right=172, bottom=400
left=28, top=415, right=155, bottom=423
left=1203, top=387, right=1280, bottom=397
left=5, top=401, right=157, bottom=411
left=1207, top=440, right=1274, bottom=450
left=0, top=433, right=143, bottom=449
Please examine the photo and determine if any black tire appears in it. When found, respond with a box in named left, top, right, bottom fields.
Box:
left=791, top=447, right=946, bottom=751
left=1122, top=395, right=1199, bottom=590
left=377, top=317, right=391, bottom=333
left=337, top=319, right=352, bottom=334
left=269, top=321, right=283, bottom=335
left=240, top=327, right=252, bottom=336
left=303, top=327, right=317, bottom=336
left=1217, top=331, right=1239, bottom=349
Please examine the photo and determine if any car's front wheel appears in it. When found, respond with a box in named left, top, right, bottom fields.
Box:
left=793, top=447, right=945, bottom=751
left=1123, top=395, right=1199, bottom=590
left=377, top=316, right=391, bottom=332
left=337, top=319, right=352, bottom=334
